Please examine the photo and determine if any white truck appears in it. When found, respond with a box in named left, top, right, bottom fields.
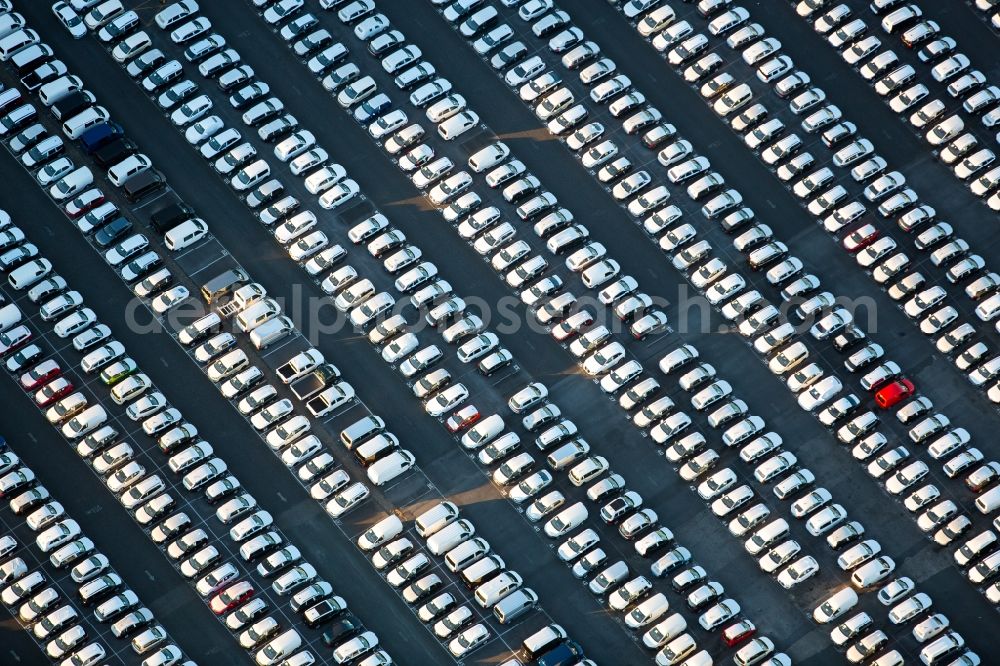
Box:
left=276, top=349, right=323, bottom=384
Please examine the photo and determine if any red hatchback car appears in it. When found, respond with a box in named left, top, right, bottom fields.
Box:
left=875, top=379, right=914, bottom=408
left=35, top=378, right=74, bottom=407
left=721, top=619, right=756, bottom=647
left=445, top=404, right=480, bottom=433
left=64, top=189, right=105, bottom=219
left=20, top=359, right=61, bottom=390
left=842, top=223, right=880, bottom=253
left=209, top=581, right=254, bottom=615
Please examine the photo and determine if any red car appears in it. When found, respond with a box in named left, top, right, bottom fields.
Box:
left=209, top=581, right=254, bottom=615
left=875, top=379, right=914, bottom=409
left=35, top=378, right=74, bottom=407
left=842, top=223, right=879, bottom=253
left=20, top=359, right=61, bottom=390
left=0, top=326, right=31, bottom=356
left=446, top=404, right=480, bottom=433
left=64, top=189, right=105, bottom=218
left=721, top=619, right=756, bottom=647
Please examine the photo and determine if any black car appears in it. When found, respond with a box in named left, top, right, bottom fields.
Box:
left=303, top=598, right=346, bottom=629
left=832, top=325, right=867, bottom=352
left=245, top=179, right=284, bottom=209
left=537, top=641, right=583, bottom=666
left=94, top=137, right=139, bottom=169
left=51, top=90, right=94, bottom=120
left=95, top=217, right=134, bottom=247
left=321, top=612, right=363, bottom=646
left=491, top=41, right=526, bottom=71
left=5, top=344, right=43, bottom=374
left=149, top=201, right=195, bottom=234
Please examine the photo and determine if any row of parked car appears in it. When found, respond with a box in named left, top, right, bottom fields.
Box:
left=464, top=1, right=988, bottom=660
left=142, top=0, right=534, bottom=503
left=325, top=0, right=677, bottom=356
left=843, top=0, right=1000, bottom=202
left=790, top=1, right=1000, bottom=329
left=0, top=438, right=191, bottom=666
left=661, top=0, right=1000, bottom=511
left=312, top=9, right=788, bottom=660
left=0, top=237, right=241, bottom=666
left=675, top=0, right=1000, bottom=553
left=130, top=0, right=436, bottom=493
left=663, top=337, right=939, bottom=662
left=606, top=0, right=999, bottom=529
left=0, top=8, right=404, bottom=662
left=353, top=501, right=579, bottom=661
left=144, top=6, right=601, bottom=664
left=629, top=0, right=1000, bottom=633
left=0, top=207, right=342, bottom=666
left=127, top=10, right=612, bottom=665
left=495, top=371, right=785, bottom=666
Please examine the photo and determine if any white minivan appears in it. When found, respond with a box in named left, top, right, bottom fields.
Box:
left=62, top=106, right=110, bottom=139
left=164, top=218, right=208, bottom=251
left=415, top=501, right=459, bottom=538
left=0, top=29, right=40, bottom=61
left=249, top=316, right=293, bottom=350
left=255, top=629, right=302, bottom=666
left=975, top=485, right=1000, bottom=515
left=367, top=450, right=416, bottom=486
left=39, top=75, right=83, bottom=106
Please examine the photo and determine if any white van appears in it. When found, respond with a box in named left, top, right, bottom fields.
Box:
left=367, top=450, right=415, bottom=486
left=0, top=303, right=22, bottom=332
left=236, top=298, right=281, bottom=333
left=0, top=12, right=24, bottom=40
left=522, top=624, right=567, bottom=661
left=0, top=88, right=21, bottom=113
left=461, top=555, right=504, bottom=589
left=445, top=538, right=490, bottom=573
left=427, top=519, right=474, bottom=556
left=493, top=587, right=538, bottom=624
left=745, top=518, right=789, bottom=555
left=356, top=514, right=403, bottom=551
left=232, top=159, right=270, bottom=191
left=164, top=218, right=208, bottom=251
left=415, top=501, right=459, bottom=538
left=62, top=106, right=110, bottom=139
left=438, top=110, right=479, bottom=141
left=976, top=485, right=1000, bottom=515
left=0, top=29, right=40, bottom=61
left=9, top=259, right=52, bottom=290
left=61, top=405, right=108, bottom=440
left=249, top=316, right=293, bottom=350
left=474, top=571, right=522, bottom=608
left=255, top=629, right=303, bottom=666
left=918, top=632, right=964, bottom=665
left=657, top=633, right=696, bottom=665
left=354, top=433, right=399, bottom=466
left=460, top=414, right=504, bottom=450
